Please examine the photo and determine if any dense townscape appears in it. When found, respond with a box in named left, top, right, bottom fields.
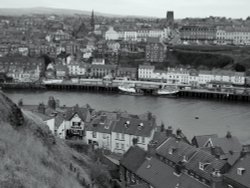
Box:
left=1, top=6, right=250, bottom=188
left=18, top=96, right=250, bottom=188
left=0, top=10, right=250, bottom=89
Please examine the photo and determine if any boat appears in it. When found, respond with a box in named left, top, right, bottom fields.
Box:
left=118, top=84, right=143, bottom=95
left=154, top=85, right=179, bottom=96
left=42, top=79, right=63, bottom=84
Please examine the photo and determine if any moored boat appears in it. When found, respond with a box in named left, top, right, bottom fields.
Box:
left=154, top=85, right=179, bottom=96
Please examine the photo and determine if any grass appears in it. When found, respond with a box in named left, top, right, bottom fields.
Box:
left=0, top=91, right=94, bottom=188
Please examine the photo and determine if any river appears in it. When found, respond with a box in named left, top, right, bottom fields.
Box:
left=4, top=90, right=250, bottom=144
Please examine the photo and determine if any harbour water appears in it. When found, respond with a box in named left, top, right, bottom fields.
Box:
left=4, top=90, right=250, bottom=144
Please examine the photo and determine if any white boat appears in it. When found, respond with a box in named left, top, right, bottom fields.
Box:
left=118, top=85, right=137, bottom=94
left=43, top=79, right=63, bottom=84
left=155, top=86, right=179, bottom=96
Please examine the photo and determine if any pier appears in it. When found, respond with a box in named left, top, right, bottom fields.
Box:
left=2, top=79, right=250, bottom=102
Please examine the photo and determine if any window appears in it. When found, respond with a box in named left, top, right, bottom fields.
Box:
left=116, top=143, right=119, bottom=149
left=93, top=132, right=97, bottom=138
left=121, top=144, right=124, bottom=150
left=121, top=133, right=125, bottom=140
left=116, top=133, right=119, bottom=140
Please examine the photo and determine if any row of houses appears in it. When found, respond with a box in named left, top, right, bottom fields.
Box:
left=105, top=26, right=171, bottom=42
left=138, top=65, right=246, bottom=86
left=23, top=100, right=250, bottom=188
left=119, top=130, right=249, bottom=188
left=22, top=102, right=157, bottom=154
left=180, top=25, right=250, bottom=45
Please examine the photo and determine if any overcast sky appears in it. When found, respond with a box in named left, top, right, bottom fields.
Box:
left=0, top=0, right=249, bottom=18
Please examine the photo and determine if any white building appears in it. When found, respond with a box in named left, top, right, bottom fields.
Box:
left=124, top=31, right=138, bottom=41
left=105, top=27, right=119, bottom=40
left=167, top=68, right=190, bottom=84
left=138, top=65, right=155, bottom=80
left=111, top=117, right=156, bottom=154
left=67, top=61, right=86, bottom=76
left=57, top=106, right=91, bottom=140
left=216, top=26, right=250, bottom=45
left=85, top=113, right=118, bottom=150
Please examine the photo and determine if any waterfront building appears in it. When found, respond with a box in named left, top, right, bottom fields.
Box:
left=55, top=64, right=68, bottom=79
left=111, top=116, right=156, bottom=154
left=116, top=67, right=137, bottom=80
left=167, top=67, right=190, bottom=84
left=67, top=60, right=86, bottom=77
left=138, top=65, right=155, bottom=80
left=90, top=64, right=117, bottom=78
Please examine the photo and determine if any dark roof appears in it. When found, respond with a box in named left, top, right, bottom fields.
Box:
left=224, top=155, right=250, bottom=188
left=184, top=149, right=226, bottom=181
left=113, top=117, right=155, bottom=137
left=156, top=137, right=197, bottom=164
left=209, top=136, right=242, bottom=166
left=136, top=157, right=208, bottom=188
left=136, top=157, right=178, bottom=188
left=54, top=114, right=64, bottom=129
left=64, top=105, right=90, bottom=122
left=120, top=146, right=147, bottom=173
left=85, top=115, right=116, bottom=134
left=192, top=134, right=218, bottom=148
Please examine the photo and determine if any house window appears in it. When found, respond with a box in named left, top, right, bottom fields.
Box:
left=93, top=132, right=97, bottom=138
left=116, top=143, right=119, bottom=149
left=116, top=133, right=120, bottom=140
left=121, top=133, right=125, bottom=140
left=72, top=122, right=81, bottom=127
left=103, top=133, right=106, bottom=139
left=121, top=144, right=125, bottom=150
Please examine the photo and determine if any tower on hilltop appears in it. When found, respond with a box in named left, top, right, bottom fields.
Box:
left=166, top=11, right=174, bottom=27
left=91, top=10, right=95, bottom=32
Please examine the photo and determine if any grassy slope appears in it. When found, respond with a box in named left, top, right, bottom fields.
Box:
left=0, top=91, right=92, bottom=188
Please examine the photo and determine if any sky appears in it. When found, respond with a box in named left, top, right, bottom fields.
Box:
left=0, top=0, right=249, bottom=19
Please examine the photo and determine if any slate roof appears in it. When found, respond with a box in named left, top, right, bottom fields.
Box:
left=208, top=136, right=242, bottom=166
left=136, top=157, right=178, bottom=188
left=156, top=137, right=197, bottom=164
left=64, top=105, right=91, bottom=122
left=192, top=134, right=218, bottom=148
left=184, top=149, right=226, bottom=181
left=136, top=157, right=209, bottom=188
left=224, top=155, right=250, bottom=188
left=85, top=115, right=116, bottom=134
left=120, top=146, right=147, bottom=173
left=112, top=117, right=155, bottom=137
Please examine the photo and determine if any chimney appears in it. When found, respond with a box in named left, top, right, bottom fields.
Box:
left=176, top=128, right=182, bottom=136
left=37, top=103, right=46, bottom=114
left=166, top=126, right=173, bottom=137
left=210, top=169, right=223, bottom=188
left=226, top=131, right=232, bottom=139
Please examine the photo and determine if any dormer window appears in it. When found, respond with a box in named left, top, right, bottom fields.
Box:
left=168, top=147, right=176, bottom=155
left=237, top=167, right=245, bottom=175
left=199, top=162, right=210, bottom=171
left=138, top=123, right=144, bottom=130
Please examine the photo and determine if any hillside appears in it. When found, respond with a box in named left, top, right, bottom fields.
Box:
left=0, top=91, right=95, bottom=188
